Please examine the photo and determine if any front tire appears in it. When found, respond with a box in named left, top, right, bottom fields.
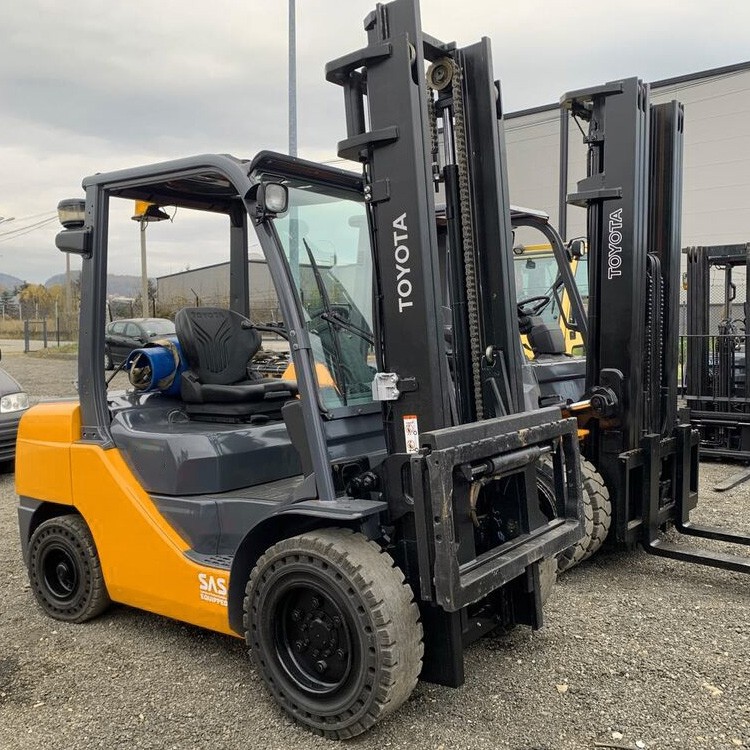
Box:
left=244, top=528, right=423, bottom=739
left=537, top=458, right=611, bottom=572
left=27, top=515, right=111, bottom=623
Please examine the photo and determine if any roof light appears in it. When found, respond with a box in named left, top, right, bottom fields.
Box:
left=57, top=198, right=86, bottom=229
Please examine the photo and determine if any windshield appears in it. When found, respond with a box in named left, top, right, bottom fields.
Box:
left=514, top=252, right=560, bottom=323
left=513, top=251, right=589, bottom=324
left=274, top=182, right=375, bottom=410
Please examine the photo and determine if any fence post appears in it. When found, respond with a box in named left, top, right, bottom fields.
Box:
left=23, top=320, right=29, bottom=353
left=43, top=320, right=48, bottom=349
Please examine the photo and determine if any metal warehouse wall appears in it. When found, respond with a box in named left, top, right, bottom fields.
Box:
left=505, top=65, right=750, bottom=248
left=157, top=260, right=282, bottom=322
left=156, top=260, right=363, bottom=324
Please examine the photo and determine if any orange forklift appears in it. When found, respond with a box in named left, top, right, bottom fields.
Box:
left=16, top=0, right=585, bottom=739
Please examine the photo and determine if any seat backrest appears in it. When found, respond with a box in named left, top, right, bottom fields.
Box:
left=526, top=318, right=566, bottom=356
left=175, top=307, right=261, bottom=385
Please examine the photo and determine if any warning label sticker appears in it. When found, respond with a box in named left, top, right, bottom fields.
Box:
left=403, top=415, right=420, bottom=454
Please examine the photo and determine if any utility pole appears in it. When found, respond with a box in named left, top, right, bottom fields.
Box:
left=65, top=252, right=72, bottom=315
left=288, top=0, right=297, bottom=158
left=288, top=0, right=300, bottom=285
left=131, top=202, right=168, bottom=317
left=139, top=220, right=149, bottom=318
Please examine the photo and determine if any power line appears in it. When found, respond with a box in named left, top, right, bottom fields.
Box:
left=0, top=217, right=57, bottom=243
left=0, top=216, right=57, bottom=238
left=2, top=210, right=56, bottom=223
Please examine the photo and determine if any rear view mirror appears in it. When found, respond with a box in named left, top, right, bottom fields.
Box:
left=56, top=228, right=92, bottom=258
left=567, top=238, right=585, bottom=259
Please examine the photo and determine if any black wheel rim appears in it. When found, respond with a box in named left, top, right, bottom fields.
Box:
left=272, top=580, right=354, bottom=696
left=40, top=543, right=80, bottom=603
left=537, top=479, right=557, bottom=521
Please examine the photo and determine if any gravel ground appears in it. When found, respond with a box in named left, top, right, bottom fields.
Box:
left=0, top=352, right=748, bottom=750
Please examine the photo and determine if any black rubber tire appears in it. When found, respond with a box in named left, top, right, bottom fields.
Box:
left=243, top=528, right=423, bottom=739
left=28, top=515, right=111, bottom=623
left=104, top=348, right=114, bottom=371
left=577, top=461, right=612, bottom=562
left=548, top=458, right=611, bottom=572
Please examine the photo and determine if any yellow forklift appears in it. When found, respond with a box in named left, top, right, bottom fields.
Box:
left=513, top=240, right=587, bottom=357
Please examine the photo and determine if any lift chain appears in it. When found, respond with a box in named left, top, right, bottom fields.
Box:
left=427, top=56, right=484, bottom=419
left=427, top=87, right=440, bottom=182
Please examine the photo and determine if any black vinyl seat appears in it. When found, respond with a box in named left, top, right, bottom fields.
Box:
left=175, top=307, right=297, bottom=421
left=520, top=315, right=567, bottom=356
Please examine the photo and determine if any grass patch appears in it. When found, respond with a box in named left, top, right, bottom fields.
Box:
left=28, top=344, right=78, bottom=359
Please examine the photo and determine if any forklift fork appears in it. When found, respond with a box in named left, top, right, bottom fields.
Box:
left=643, top=427, right=750, bottom=573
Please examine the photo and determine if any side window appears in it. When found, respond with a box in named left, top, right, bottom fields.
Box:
left=111, top=322, right=126, bottom=335
left=125, top=323, right=141, bottom=338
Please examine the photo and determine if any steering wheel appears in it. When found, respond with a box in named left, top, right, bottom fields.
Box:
left=517, top=295, right=551, bottom=317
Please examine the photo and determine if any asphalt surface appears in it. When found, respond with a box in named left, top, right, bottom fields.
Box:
left=0, top=352, right=748, bottom=750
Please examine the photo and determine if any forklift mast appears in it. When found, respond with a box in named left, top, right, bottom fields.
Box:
left=562, top=79, right=750, bottom=572
left=326, top=0, right=522, bottom=439
left=684, top=242, right=750, bottom=462
left=327, top=0, right=586, bottom=686
left=564, top=78, right=653, bottom=452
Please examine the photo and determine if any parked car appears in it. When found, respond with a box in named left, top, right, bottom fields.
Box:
left=104, top=317, right=176, bottom=370
left=0, top=353, right=30, bottom=464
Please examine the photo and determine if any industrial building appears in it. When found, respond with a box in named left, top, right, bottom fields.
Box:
left=506, top=61, right=750, bottom=248
left=156, top=258, right=280, bottom=321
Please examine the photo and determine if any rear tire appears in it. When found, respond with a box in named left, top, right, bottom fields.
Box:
left=243, top=528, right=423, bottom=739
left=28, top=515, right=111, bottom=623
left=104, top=348, right=114, bottom=371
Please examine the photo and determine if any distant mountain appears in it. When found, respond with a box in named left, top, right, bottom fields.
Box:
left=44, top=272, right=74, bottom=288
left=45, top=271, right=144, bottom=298
left=44, top=270, right=80, bottom=290
left=0, top=273, right=24, bottom=291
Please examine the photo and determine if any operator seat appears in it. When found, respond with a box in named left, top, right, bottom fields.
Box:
left=175, top=307, right=297, bottom=421
left=519, top=315, right=567, bottom=356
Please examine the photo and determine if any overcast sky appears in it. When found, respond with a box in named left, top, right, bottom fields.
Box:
left=1, top=0, right=748, bottom=284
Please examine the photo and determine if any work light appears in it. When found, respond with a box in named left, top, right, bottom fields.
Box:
left=57, top=198, right=86, bottom=229
left=262, top=183, right=289, bottom=214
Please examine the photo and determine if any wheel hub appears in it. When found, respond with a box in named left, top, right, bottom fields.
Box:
left=42, top=545, right=79, bottom=602
left=275, top=584, right=352, bottom=692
